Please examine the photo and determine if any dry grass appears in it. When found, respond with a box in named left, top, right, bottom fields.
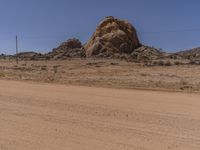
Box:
left=0, top=58, right=200, bottom=92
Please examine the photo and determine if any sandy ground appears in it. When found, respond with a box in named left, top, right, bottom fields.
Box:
left=0, top=59, right=200, bottom=93
left=0, top=80, right=200, bottom=150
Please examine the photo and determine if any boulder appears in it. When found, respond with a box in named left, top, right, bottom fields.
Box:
left=84, top=16, right=141, bottom=57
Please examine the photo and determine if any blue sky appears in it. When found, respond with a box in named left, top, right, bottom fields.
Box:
left=0, top=0, right=200, bottom=54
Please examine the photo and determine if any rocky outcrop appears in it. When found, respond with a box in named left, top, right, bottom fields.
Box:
left=131, top=46, right=164, bottom=61
left=47, top=38, right=85, bottom=59
left=16, top=52, right=43, bottom=60
left=4, top=17, right=169, bottom=62
left=54, top=38, right=82, bottom=51
left=172, top=47, right=200, bottom=59
left=84, top=16, right=141, bottom=57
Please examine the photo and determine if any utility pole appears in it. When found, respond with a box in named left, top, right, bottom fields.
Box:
left=16, top=35, right=19, bottom=64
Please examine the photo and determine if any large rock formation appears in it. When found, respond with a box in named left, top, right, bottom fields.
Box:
left=84, top=16, right=141, bottom=57
left=8, top=17, right=166, bottom=61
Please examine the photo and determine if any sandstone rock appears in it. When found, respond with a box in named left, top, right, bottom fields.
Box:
left=84, top=16, right=141, bottom=57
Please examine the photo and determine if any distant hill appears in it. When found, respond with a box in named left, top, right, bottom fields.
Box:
left=173, top=47, right=200, bottom=59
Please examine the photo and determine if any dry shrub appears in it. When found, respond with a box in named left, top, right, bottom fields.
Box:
left=165, top=60, right=172, bottom=66
left=174, top=61, right=182, bottom=65
left=41, top=65, right=47, bottom=71
left=189, top=60, right=200, bottom=65
left=152, top=60, right=172, bottom=66
left=157, top=60, right=165, bottom=66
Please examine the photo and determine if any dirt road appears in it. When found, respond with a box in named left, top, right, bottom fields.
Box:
left=0, top=80, right=200, bottom=150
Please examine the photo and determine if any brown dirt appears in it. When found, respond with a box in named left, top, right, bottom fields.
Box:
left=0, top=80, right=200, bottom=150
left=0, top=58, right=200, bottom=93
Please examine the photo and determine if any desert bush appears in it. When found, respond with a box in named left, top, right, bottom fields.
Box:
left=0, top=72, right=5, bottom=77
left=165, top=60, right=172, bottom=66
left=41, top=65, right=47, bottom=71
left=180, top=80, right=188, bottom=86
left=53, top=65, right=61, bottom=74
left=151, top=60, right=173, bottom=66
left=174, top=61, right=183, bottom=65
left=189, top=60, right=196, bottom=65
left=190, top=60, right=200, bottom=65
left=157, top=60, right=165, bottom=66
left=151, top=61, right=158, bottom=66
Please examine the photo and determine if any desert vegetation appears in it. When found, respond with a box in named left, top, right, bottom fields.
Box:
left=0, top=58, right=200, bottom=93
